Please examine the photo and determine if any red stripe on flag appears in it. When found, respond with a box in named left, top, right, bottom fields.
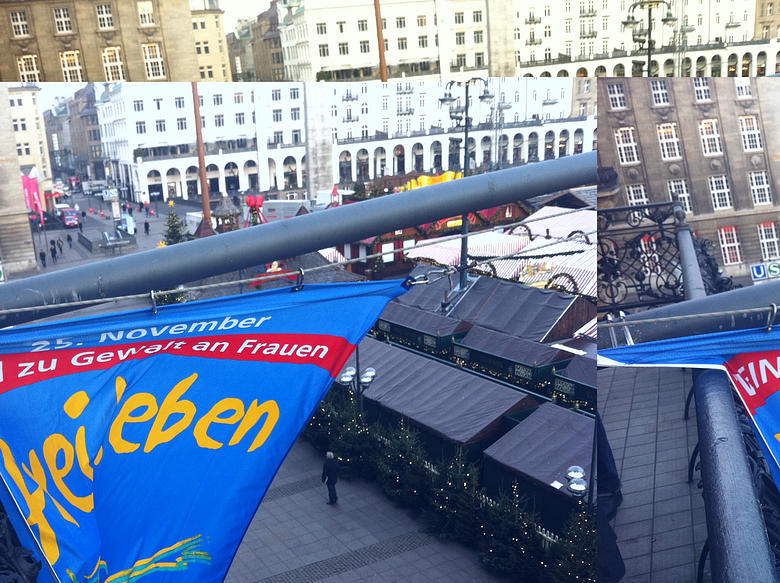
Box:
left=0, top=333, right=355, bottom=395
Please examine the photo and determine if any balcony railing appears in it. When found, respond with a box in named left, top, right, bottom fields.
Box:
left=525, top=16, right=541, bottom=24
left=580, top=31, right=597, bottom=38
left=526, top=38, right=543, bottom=45
left=342, top=93, right=359, bottom=101
left=342, top=115, right=359, bottom=123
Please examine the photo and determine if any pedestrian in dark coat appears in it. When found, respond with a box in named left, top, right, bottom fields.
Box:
left=144, top=220, right=150, bottom=236
left=39, top=250, right=46, bottom=267
left=322, top=451, right=339, bottom=505
left=66, top=233, right=73, bottom=248
left=50, top=244, right=57, bottom=263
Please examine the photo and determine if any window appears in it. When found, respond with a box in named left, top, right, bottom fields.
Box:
left=718, top=226, right=742, bottom=265
left=292, top=130, right=301, bottom=144
left=739, top=116, right=763, bottom=152
left=272, top=109, right=282, bottom=122
left=136, top=121, right=146, bottom=134
left=175, top=97, right=185, bottom=108
left=290, top=87, right=299, bottom=99
left=96, top=4, right=114, bottom=29
left=319, top=44, right=329, bottom=57
left=360, top=40, right=370, bottom=53
left=709, top=175, right=732, bottom=209
left=699, top=119, right=722, bottom=155
left=291, top=107, right=300, bottom=121
left=667, top=179, right=691, bottom=212
left=236, top=112, right=245, bottom=125
left=215, top=114, right=224, bottom=127
left=607, top=83, right=626, bottom=109
left=234, top=92, right=244, bottom=104
left=10, top=11, right=29, bottom=37
left=177, top=118, right=186, bottom=130
left=337, top=21, right=346, bottom=33
left=474, top=30, right=483, bottom=43
left=153, top=98, right=162, bottom=110
left=398, top=37, right=407, bottom=50
left=614, top=127, right=640, bottom=165
left=758, top=222, right=780, bottom=261
left=133, top=100, right=144, bottom=112
left=473, top=10, right=483, bottom=22
left=339, top=42, right=349, bottom=55
left=137, top=1, right=155, bottom=26
left=396, top=17, right=406, bottom=28
left=455, top=32, right=465, bottom=45
left=626, top=184, right=649, bottom=206
left=650, top=79, right=670, bottom=106
left=54, top=8, right=72, bottom=33
left=382, top=96, right=388, bottom=110
left=475, top=52, right=484, bottom=67
left=155, top=119, right=165, bottom=132
left=693, top=77, right=711, bottom=101
left=213, top=94, right=223, bottom=106
left=418, top=15, right=427, bottom=26
left=749, top=171, right=772, bottom=205
left=358, top=19, right=368, bottom=31
left=102, top=47, right=124, bottom=81
left=142, top=43, right=166, bottom=79
left=735, top=78, right=752, bottom=98
left=455, top=12, right=464, bottom=24
left=456, top=54, right=466, bottom=68
left=316, top=22, right=326, bottom=34
left=419, top=35, right=428, bottom=48
left=657, top=123, right=682, bottom=160
left=59, top=51, right=83, bottom=82
left=271, top=89, right=281, bottom=101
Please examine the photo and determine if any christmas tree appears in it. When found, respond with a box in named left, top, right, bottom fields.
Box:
left=331, top=389, right=372, bottom=479
left=372, top=418, right=431, bottom=509
left=164, top=209, right=188, bottom=246
left=477, top=482, right=544, bottom=580
left=424, top=448, right=481, bottom=545
left=548, top=500, right=597, bottom=583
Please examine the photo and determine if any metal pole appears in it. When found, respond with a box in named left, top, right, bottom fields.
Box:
left=373, top=0, right=388, bottom=82
left=647, top=5, right=653, bottom=77
left=460, top=83, right=471, bottom=291
left=0, top=152, right=597, bottom=327
left=693, top=370, right=777, bottom=583
left=673, top=205, right=706, bottom=301
left=354, top=345, right=362, bottom=415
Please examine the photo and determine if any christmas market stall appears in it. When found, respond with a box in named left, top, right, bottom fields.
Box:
left=550, top=355, right=597, bottom=413
left=372, top=302, right=472, bottom=357
left=340, top=337, right=538, bottom=460
left=482, top=402, right=594, bottom=534
left=451, top=325, right=573, bottom=398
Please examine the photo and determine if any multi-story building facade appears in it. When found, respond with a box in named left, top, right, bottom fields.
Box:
left=43, top=98, right=75, bottom=178
left=486, top=0, right=768, bottom=78
left=597, top=77, right=780, bottom=284
left=9, top=85, right=52, bottom=191
left=190, top=0, right=232, bottom=81
left=96, top=79, right=596, bottom=206
left=227, top=20, right=256, bottom=81
left=0, top=0, right=200, bottom=82
left=0, top=84, right=36, bottom=276
left=252, top=1, right=284, bottom=81
left=278, top=0, right=489, bottom=81
left=68, top=83, right=105, bottom=182
left=755, top=0, right=780, bottom=40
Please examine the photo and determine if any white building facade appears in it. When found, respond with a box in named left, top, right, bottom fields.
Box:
left=486, top=0, right=771, bottom=78
left=96, top=80, right=595, bottom=204
left=279, top=0, right=490, bottom=82
left=9, top=85, right=52, bottom=189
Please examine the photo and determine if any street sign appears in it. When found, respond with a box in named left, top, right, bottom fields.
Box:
left=750, top=261, right=780, bottom=281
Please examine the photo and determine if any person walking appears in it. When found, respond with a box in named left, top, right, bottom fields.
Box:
left=78, top=221, right=83, bottom=233
left=38, top=250, right=46, bottom=267
left=66, top=233, right=73, bottom=248
left=50, top=243, right=57, bottom=264
left=56, top=236, right=64, bottom=255
left=144, top=220, right=150, bottom=236
left=322, top=451, right=339, bottom=505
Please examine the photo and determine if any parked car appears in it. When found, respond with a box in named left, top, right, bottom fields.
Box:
left=60, top=209, right=80, bottom=228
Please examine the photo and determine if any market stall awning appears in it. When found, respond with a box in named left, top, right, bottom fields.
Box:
left=483, top=402, right=593, bottom=499
left=378, top=302, right=471, bottom=337
left=342, top=338, right=537, bottom=445
left=455, top=325, right=569, bottom=367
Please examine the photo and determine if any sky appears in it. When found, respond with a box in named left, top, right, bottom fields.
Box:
left=219, top=0, right=269, bottom=35
left=37, top=83, right=88, bottom=113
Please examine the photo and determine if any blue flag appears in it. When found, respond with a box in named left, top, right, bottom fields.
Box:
left=600, top=326, right=780, bottom=488
left=0, top=280, right=409, bottom=582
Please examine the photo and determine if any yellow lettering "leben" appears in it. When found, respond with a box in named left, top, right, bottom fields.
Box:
left=109, top=373, right=280, bottom=455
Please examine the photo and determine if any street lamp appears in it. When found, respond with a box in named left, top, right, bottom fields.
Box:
left=622, top=0, right=677, bottom=77
left=439, top=78, right=493, bottom=291
left=339, top=362, right=376, bottom=415
left=566, top=465, right=588, bottom=497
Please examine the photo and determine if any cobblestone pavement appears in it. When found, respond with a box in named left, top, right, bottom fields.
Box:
left=225, top=439, right=510, bottom=583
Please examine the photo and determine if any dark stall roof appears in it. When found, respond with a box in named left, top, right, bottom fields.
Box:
left=484, top=403, right=593, bottom=498
left=557, top=355, right=597, bottom=388
left=456, top=325, right=569, bottom=366
left=448, top=277, right=575, bottom=341
left=379, top=302, right=471, bottom=337
left=398, top=265, right=576, bottom=341
left=343, top=338, right=536, bottom=445
left=549, top=336, right=597, bottom=360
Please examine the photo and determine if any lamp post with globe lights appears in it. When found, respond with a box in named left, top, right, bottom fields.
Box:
left=622, top=0, right=677, bottom=77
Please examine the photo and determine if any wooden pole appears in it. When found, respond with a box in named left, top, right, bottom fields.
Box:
left=373, top=0, right=388, bottom=81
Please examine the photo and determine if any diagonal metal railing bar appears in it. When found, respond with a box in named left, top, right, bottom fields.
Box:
left=0, top=152, right=596, bottom=328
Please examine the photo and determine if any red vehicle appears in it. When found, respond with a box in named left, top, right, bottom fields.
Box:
left=60, top=208, right=80, bottom=228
